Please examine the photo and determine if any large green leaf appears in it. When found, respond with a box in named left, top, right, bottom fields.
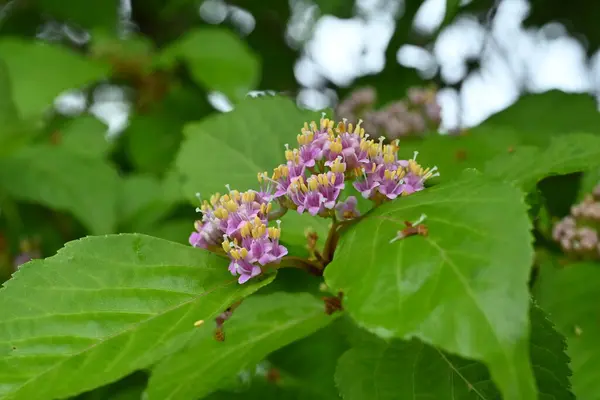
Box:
left=324, top=175, right=536, bottom=399
left=472, top=91, right=600, bottom=145
left=335, top=305, right=573, bottom=399
left=145, top=292, right=338, bottom=400
left=0, top=234, right=272, bottom=400
left=158, top=27, right=260, bottom=101
left=396, top=130, right=521, bottom=183
left=176, top=96, right=321, bottom=199
left=535, top=261, right=600, bottom=399
left=0, top=39, right=108, bottom=119
left=0, top=145, right=120, bottom=234
left=485, top=133, right=600, bottom=191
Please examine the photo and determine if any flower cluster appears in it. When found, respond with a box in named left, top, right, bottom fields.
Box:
left=335, top=86, right=443, bottom=140
left=189, top=116, right=439, bottom=284
left=190, top=189, right=287, bottom=284
left=553, top=182, right=600, bottom=259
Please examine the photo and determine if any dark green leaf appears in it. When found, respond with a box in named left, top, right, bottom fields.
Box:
left=324, top=176, right=536, bottom=399
left=535, top=261, right=600, bottom=399
left=176, top=96, right=321, bottom=199
left=0, top=39, right=109, bottom=119
left=36, top=0, right=119, bottom=30
left=0, top=145, right=120, bottom=234
left=576, top=168, right=600, bottom=202
left=158, top=27, right=260, bottom=101
left=269, top=321, right=348, bottom=399
left=0, top=234, right=273, bottom=399
left=335, top=304, right=573, bottom=399
left=145, top=292, right=337, bottom=400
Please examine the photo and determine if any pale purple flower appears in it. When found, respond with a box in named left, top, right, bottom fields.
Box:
left=335, top=196, right=360, bottom=220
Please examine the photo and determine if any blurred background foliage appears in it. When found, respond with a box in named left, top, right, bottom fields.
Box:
left=1, top=0, right=600, bottom=397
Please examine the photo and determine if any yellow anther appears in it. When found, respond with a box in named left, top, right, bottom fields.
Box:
left=330, top=174, right=336, bottom=185
left=371, top=163, right=377, bottom=173
left=330, top=157, right=346, bottom=173
left=408, top=159, right=423, bottom=175
left=329, top=137, right=343, bottom=153
left=230, top=249, right=240, bottom=259
left=210, top=193, right=221, bottom=205
left=194, top=220, right=202, bottom=231
left=308, top=176, right=319, bottom=191
left=336, top=120, right=347, bottom=133
left=254, top=215, right=262, bottom=226
left=214, top=207, right=228, bottom=219
left=224, top=200, right=238, bottom=212
left=242, top=191, right=256, bottom=203
left=239, top=248, right=248, bottom=259
left=222, top=240, right=231, bottom=253
left=201, top=202, right=211, bottom=213
left=268, top=227, right=281, bottom=240
left=221, top=194, right=230, bottom=203
left=240, top=222, right=251, bottom=238
left=384, top=169, right=395, bottom=180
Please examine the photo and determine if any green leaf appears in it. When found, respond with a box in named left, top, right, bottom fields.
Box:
left=118, top=174, right=178, bottom=231
left=36, top=0, right=119, bottom=30
left=0, top=234, right=273, bottom=400
left=396, top=130, right=521, bottom=183
left=75, top=371, right=148, bottom=400
left=576, top=167, right=600, bottom=202
left=268, top=321, right=348, bottom=399
left=145, top=292, right=337, bottom=400
left=472, top=91, right=600, bottom=146
left=279, top=210, right=330, bottom=253
left=0, top=39, right=109, bottom=119
left=60, top=115, right=112, bottom=159
left=158, top=27, right=260, bottom=100
left=485, top=133, right=600, bottom=191
left=141, top=219, right=192, bottom=245
left=176, top=96, right=321, bottom=199
left=324, top=176, right=536, bottom=399
left=335, top=304, right=573, bottom=399
left=0, top=145, right=120, bottom=234
left=535, top=261, right=600, bottom=399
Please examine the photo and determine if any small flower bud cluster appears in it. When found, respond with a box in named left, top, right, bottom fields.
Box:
left=189, top=116, right=439, bottom=284
left=553, top=183, right=600, bottom=259
left=335, top=86, right=442, bottom=140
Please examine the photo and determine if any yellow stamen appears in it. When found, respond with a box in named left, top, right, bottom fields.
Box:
left=222, top=240, right=231, bottom=253
left=268, top=227, right=281, bottom=240
left=239, top=248, right=248, bottom=259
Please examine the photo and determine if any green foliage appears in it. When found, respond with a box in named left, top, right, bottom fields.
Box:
left=0, top=145, right=120, bottom=234
left=145, top=292, right=336, bottom=400
left=535, top=261, right=600, bottom=399
left=325, top=175, right=536, bottom=399
left=0, top=39, right=108, bottom=119
left=0, top=234, right=273, bottom=399
left=158, top=28, right=260, bottom=101
left=176, top=96, right=321, bottom=199
left=0, top=2, right=599, bottom=399
left=335, top=304, right=574, bottom=399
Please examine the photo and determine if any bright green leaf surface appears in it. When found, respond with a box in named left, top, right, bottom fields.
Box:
left=535, top=261, right=600, bottom=399
left=335, top=305, right=573, bottom=399
left=576, top=168, right=600, bottom=202
left=0, top=234, right=272, bottom=400
left=176, top=96, right=321, bottom=199
left=60, top=116, right=111, bottom=159
left=0, top=145, right=120, bottom=234
left=159, top=28, right=260, bottom=100
left=145, top=292, right=337, bottom=400
left=279, top=210, right=330, bottom=252
left=324, top=176, right=536, bottom=399
left=0, top=39, right=108, bottom=119
left=485, top=133, right=600, bottom=190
